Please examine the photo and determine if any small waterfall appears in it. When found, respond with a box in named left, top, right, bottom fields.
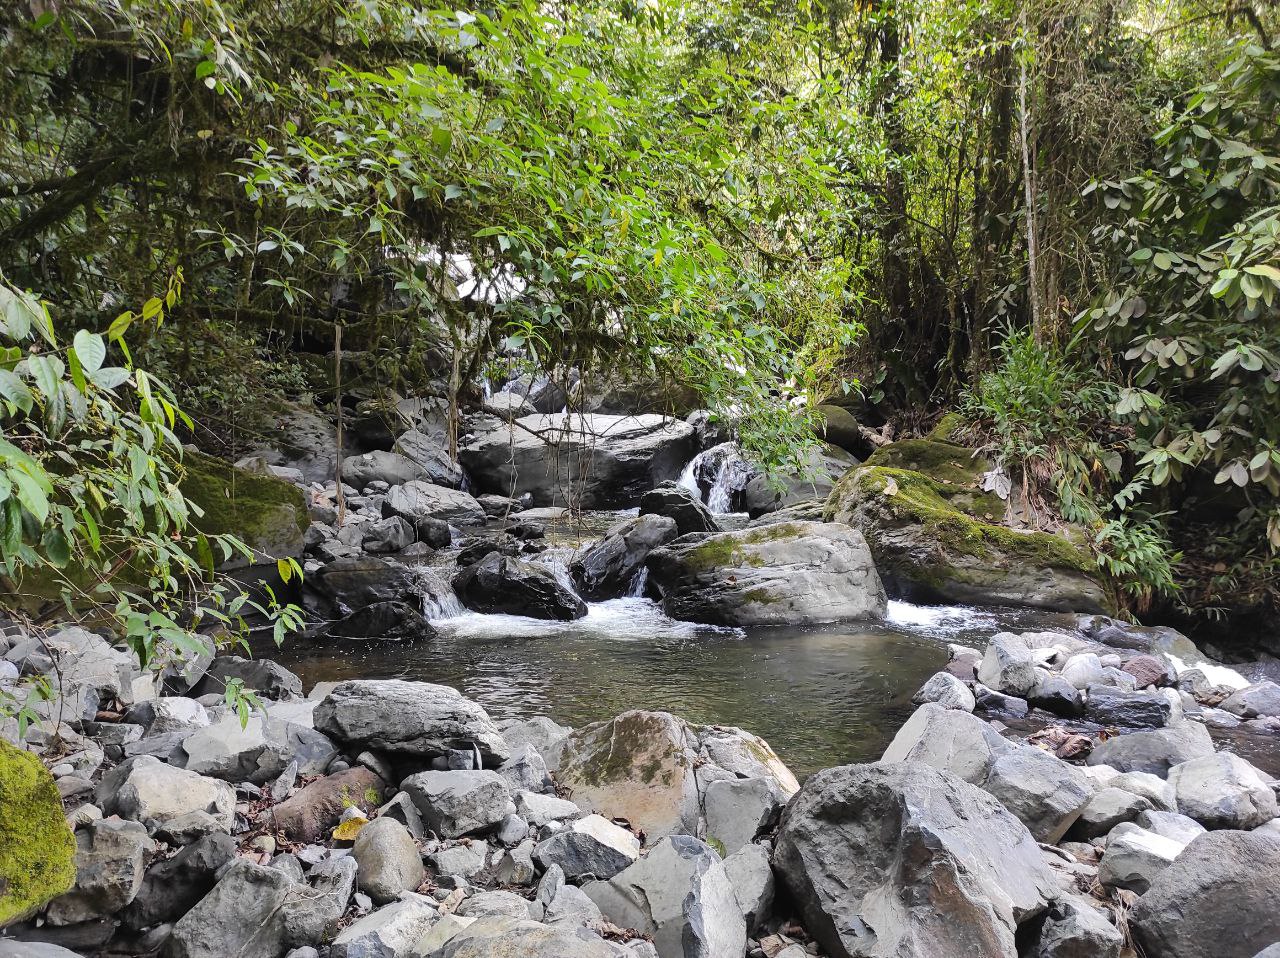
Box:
left=536, top=547, right=582, bottom=598
left=676, top=442, right=754, bottom=514
left=625, top=567, right=649, bottom=598
left=414, top=567, right=466, bottom=619
left=676, top=457, right=701, bottom=499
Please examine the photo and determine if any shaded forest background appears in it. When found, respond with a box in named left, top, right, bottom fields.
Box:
left=2, top=0, right=1279, bottom=640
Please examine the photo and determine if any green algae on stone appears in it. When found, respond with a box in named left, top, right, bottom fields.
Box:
left=0, top=739, right=77, bottom=925
left=178, top=450, right=308, bottom=565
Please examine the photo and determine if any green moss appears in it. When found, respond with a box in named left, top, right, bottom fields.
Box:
left=677, top=523, right=811, bottom=574
left=741, top=587, right=782, bottom=606
left=865, top=439, right=991, bottom=489
left=179, top=450, right=308, bottom=559
left=706, top=836, right=727, bottom=858
left=564, top=714, right=685, bottom=788
left=0, top=740, right=77, bottom=925
left=925, top=412, right=966, bottom=443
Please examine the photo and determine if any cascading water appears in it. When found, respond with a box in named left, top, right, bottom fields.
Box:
left=625, top=567, right=649, bottom=598
left=677, top=442, right=754, bottom=514
left=413, top=566, right=466, bottom=619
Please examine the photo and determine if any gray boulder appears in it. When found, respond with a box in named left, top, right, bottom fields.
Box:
left=1071, top=787, right=1153, bottom=838
left=1031, top=897, right=1123, bottom=958
left=165, top=859, right=296, bottom=958
left=306, top=556, right=420, bottom=614
left=497, top=744, right=553, bottom=794
left=910, top=671, right=976, bottom=712
left=1085, top=685, right=1173, bottom=729
left=436, top=916, right=626, bottom=958
left=516, top=790, right=582, bottom=827
left=1086, top=721, right=1215, bottom=776
left=1135, top=809, right=1206, bottom=844
left=1221, top=680, right=1280, bottom=718
left=314, top=680, right=509, bottom=763
left=532, top=814, right=641, bottom=883
left=282, top=856, right=358, bottom=947
left=392, top=429, right=465, bottom=488
left=1130, top=830, right=1280, bottom=958
left=341, top=451, right=428, bottom=490
left=1029, top=673, right=1084, bottom=717
left=352, top=817, right=424, bottom=903
left=46, top=818, right=153, bottom=925
left=981, top=745, right=1096, bottom=843
left=1168, top=752, right=1280, bottom=828
left=1060, top=653, right=1105, bottom=690
left=703, top=776, right=786, bottom=856
left=584, top=835, right=746, bottom=958
left=123, top=832, right=235, bottom=929
left=361, top=516, right=414, bottom=554
left=773, top=762, right=1056, bottom=958
left=723, top=842, right=775, bottom=933
left=192, top=655, right=303, bottom=700
left=570, top=514, right=679, bottom=600
left=453, top=552, right=588, bottom=621
left=638, top=483, right=720, bottom=536
left=400, top=770, right=511, bottom=838
left=645, top=521, right=887, bottom=626
left=1097, top=822, right=1183, bottom=894
left=977, top=635, right=1037, bottom=697
left=177, top=713, right=295, bottom=783
left=1110, top=770, right=1176, bottom=811
left=96, top=755, right=235, bottom=835
left=330, top=894, right=439, bottom=958
left=880, top=702, right=1010, bottom=784
left=383, top=479, right=485, bottom=527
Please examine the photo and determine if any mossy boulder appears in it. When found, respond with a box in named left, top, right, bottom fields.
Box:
left=179, top=450, right=308, bottom=569
left=0, top=739, right=77, bottom=925
left=826, top=439, right=1116, bottom=614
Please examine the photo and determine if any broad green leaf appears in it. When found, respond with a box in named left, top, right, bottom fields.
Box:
left=73, top=330, right=106, bottom=373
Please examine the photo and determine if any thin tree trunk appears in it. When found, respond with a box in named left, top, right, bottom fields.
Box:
left=1018, top=24, right=1044, bottom=341
left=334, top=323, right=346, bottom=528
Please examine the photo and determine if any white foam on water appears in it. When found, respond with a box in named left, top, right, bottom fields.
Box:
left=884, top=600, right=1000, bottom=639
left=430, top=597, right=742, bottom=641
left=1163, top=651, right=1251, bottom=690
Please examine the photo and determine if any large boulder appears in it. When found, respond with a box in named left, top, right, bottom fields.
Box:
left=46, top=818, right=153, bottom=925
left=340, top=450, right=429, bottom=490
left=313, top=679, right=510, bottom=763
left=453, top=553, right=587, bottom=620
left=1130, top=830, right=1280, bottom=958
left=825, top=439, right=1114, bottom=613
left=638, top=483, right=720, bottom=536
left=165, top=858, right=296, bottom=958
left=773, top=762, right=1056, bottom=958
left=1086, top=721, right=1215, bottom=776
left=1031, top=897, right=1123, bottom=958
left=306, top=556, right=420, bottom=615
left=570, top=514, right=679, bottom=600
left=459, top=413, right=697, bottom=508
left=584, top=835, right=746, bottom=958
left=0, top=739, right=76, bottom=924
left=1096, top=822, right=1182, bottom=894
left=645, top=521, right=887, bottom=626
left=123, top=832, right=236, bottom=929
left=191, top=655, right=303, bottom=700
left=96, top=755, right=235, bottom=834
left=352, top=816, right=424, bottom=903
left=880, top=703, right=1011, bottom=784
left=176, top=713, right=297, bottom=783
left=1220, top=680, right=1280, bottom=718
left=981, top=745, right=1096, bottom=843
left=399, top=770, right=511, bottom=838
left=743, top=444, right=857, bottom=518
left=393, top=428, right=466, bottom=488
left=383, top=479, right=486, bottom=527
left=977, top=634, right=1037, bottom=696
left=1085, top=685, right=1173, bottom=729
left=1168, top=752, right=1279, bottom=828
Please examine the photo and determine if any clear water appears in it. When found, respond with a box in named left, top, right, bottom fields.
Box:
left=274, top=598, right=1034, bottom=777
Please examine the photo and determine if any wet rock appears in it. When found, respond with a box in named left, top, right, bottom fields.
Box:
left=1168, top=752, right=1279, bottom=828
left=316, top=601, right=433, bottom=641
left=1130, top=830, right=1280, bottom=958
left=352, top=817, right=424, bottom=904
left=460, top=412, right=697, bottom=508
left=361, top=516, right=414, bottom=554
left=1071, top=787, right=1153, bottom=839
left=974, top=685, right=1030, bottom=717
left=981, top=745, right=1096, bottom=843
left=1029, top=673, right=1084, bottom=717
left=1085, top=685, right=1173, bottom=729
left=1086, top=720, right=1215, bottom=776
left=533, top=814, right=641, bottom=883
left=911, top=671, right=976, bottom=711
left=744, top=444, right=854, bottom=518
left=638, top=483, right=720, bottom=537
left=703, top=776, right=786, bottom=856
left=400, top=770, right=511, bottom=838
left=46, top=819, right=153, bottom=925
left=192, top=655, right=303, bottom=700
left=880, top=702, right=1011, bottom=784
left=96, top=755, right=235, bottom=835
left=1221, top=680, right=1280, bottom=718
left=978, top=634, right=1037, bottom=697
left=314, top=679, right=509, bottom=763
left=1097, top=822, right=1182, bottom=894
left=271, top=767, right=387, bottom=842
left=123, top=832, right=235, bottom=929
left=453, top=553, right=587, bottom=621
left=646, top=521, right=886, bottom=626
left=723, top=842, right=775, bottom=933
left=570, top=514, right=679, bottom=600
left=383, top=479, right=486, bottom=527
left=329, top=894, right=438, bottom=958
left=585, top=835, right=745, bottom=958
left=306, top=556, right=420, bottom=614
left=1030, top=897, right=1123, bottom=958
left=773, top=762, right=1056, bottom=958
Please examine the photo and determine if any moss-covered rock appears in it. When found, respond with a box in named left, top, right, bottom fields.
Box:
left=0, top=739, right=77, bottom=925
left=826, top=442, right=1116, bottom=614
left=179, top=450, right=308, bottom=568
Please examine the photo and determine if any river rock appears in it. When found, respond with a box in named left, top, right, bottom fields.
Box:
left=177, top=713, right=294, bottom=783
left=282, top=856, right=358, bottom=947
left=1029, top=673, right=1085, bottom=717
left=1130, top=830, right=1280, bottom=958
left=773, top=762, right=1056, bottom=958
left=330, top=894, right=439, bottom=958
left=498, top=744, right=553, bottom=794
left=42, top=626, right=138, bottom=722
left=516, top=790, right=582, bottom=826
left=393, top=428, right=465, bottom=488
left=307, top=556, right=420, bottom=615
left=96, top=755, right=235, bottom=835
left=1060, top=653, right=1105, bottom=690
left=400, top=770, right=511, bottom=838
left=1086, top=720, right=1215, bottom=776
left=341, top=451, right=429, bottom=490
left=981, top=745, right=1096, bottom=843
left=723, top=843, right=775, bottom=932
left=126, top=697, right=210, bottom=735
left=1085, top=685, right=1173, bottom=728
left=453, top=553, right=587, bottom=620
left=645, top=521, right=887, bottom=626
left=1031, top=897, right=1123, bottom=958
left=584, top=835, right=746, bottom=958
left=1097, top=822, right=1182, bottom=894
left=314, top=680, right=509, bottom=763
left=570, top=514, right=678, bottom=600
left=192, top=655, right=303, bottom=700
left=123, top=832, right=235, bottom=929
left=1168, top=752, right=1279, bottom=828
left=271, top=767, right=387, bottom=842
left=974, top=684, right=1030, bottom=717
left=1136, top=809, right=1206, bottom=844
left=743, top=443, right=855, bottom=517
left=1110, top=770, right=1176, bottom=811
left=977, top=635, right=1037, bottom=696
left=880, top=702, right=1011, bottom=784
left=703, top=776, right=787, bottom=856
left=166, top=859, right=297, bottom=958
left=499, top=716, right=572, bottom=773
left=436, top=916, right=626, bottom=958
left=351, top=817, right=423, bottom=903
left=428, top=841, right=489, bottom=879
left=1070, top=787, right=1153, bottom=838
left=638, top=483, right=720, bottom=536
left=1221, top=680, right=1280, bottom=718
left=383, top=479, right=485, bottom=527
left=533, top=814, right=641, bottom=883
left=361, top=516, right=414, bottom=553
left=317, top=600, right=433, bottom=641
left=460, top=413, right=697, bottom=508
left=911, top=671, right=976, bottom=711
left=46, top=818, right=153, bottom=925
